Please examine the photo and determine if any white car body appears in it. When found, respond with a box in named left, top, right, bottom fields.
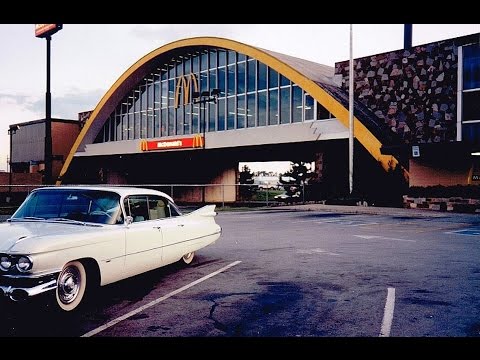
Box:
left=0, top=186, right=221, bottom=311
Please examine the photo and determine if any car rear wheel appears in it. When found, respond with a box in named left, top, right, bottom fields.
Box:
left=181, top=252, right=195, bottom=265
left=56, top=261, right=87, bottom=312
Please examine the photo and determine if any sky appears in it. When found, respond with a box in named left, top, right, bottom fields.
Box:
left=1, top=24, right=479, bottom=173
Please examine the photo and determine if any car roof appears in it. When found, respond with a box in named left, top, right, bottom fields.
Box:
left=31, top=186, right=175, bottom=202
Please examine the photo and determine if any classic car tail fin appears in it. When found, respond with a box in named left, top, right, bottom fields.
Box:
left=186, top=204, right=217, bottom=217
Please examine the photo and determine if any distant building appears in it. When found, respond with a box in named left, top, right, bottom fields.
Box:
left=253, top=175, right=280, bottom=189
left=8, top=118, right=80, bottom=183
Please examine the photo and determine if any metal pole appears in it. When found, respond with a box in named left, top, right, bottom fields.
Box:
left=44, top=35, right=53, bottom=185
left=8, top=130, right=12, bottom=196
left=222, top=183, right=225, bottom=209
left=349, top=24, right=354, bottom=195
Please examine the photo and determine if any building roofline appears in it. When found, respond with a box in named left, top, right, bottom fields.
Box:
left=57, top=36, right=401, bottom=184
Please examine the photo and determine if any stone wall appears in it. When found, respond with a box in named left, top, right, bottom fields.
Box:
left=335, top=39, right=459, bottom=145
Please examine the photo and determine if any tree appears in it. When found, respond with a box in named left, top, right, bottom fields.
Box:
left=279, top=161, right=318, bottom=199
left=238, top=165, right=256, bottom=200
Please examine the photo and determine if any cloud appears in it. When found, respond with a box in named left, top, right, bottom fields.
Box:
left=26, top=88, right=105, bottom=120
left=0, top=93, right=33, bottom=106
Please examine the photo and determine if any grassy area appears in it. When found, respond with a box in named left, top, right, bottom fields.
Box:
left=251, top=189, right=284, bottom=202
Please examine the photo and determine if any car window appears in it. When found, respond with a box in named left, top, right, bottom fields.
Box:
left=168, top=201, right=182, bottom=217
left=124, top=196, right=149, bottom=222
left=147, top=196, right=170, bottom=220
left=12, top=189, right=122, bottom=225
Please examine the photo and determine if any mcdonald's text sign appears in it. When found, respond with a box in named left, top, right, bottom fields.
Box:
left=140, top=135, right=204, bottom=151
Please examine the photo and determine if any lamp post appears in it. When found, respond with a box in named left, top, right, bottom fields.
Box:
left=35, top=24, right=62, bottom=184
left=192, top=89, right=220, bottom=202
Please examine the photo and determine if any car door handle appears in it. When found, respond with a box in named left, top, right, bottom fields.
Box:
left=153, top=226, right=161, bottom=230
left=177, top=224, right=185, bottom=227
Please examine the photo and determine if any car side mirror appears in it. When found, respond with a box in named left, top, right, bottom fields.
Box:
left=125, top=216, right=134, bottom=225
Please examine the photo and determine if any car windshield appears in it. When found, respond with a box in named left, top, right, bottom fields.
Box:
left=11, top=189, right=123, bottom=225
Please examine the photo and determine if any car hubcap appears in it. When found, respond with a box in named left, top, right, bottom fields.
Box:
left=183, top=253, right=193, bottom=262
left=58, top=266, right=80, bottom=304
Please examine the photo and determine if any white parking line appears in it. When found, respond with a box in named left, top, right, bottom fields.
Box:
left=379, top=287, right=396, bottom=337
left=354, top=235, right=416, bottom=242
left=81, top=260, right=242, bottom=337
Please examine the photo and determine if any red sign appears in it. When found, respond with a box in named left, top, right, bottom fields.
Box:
left=35, top=24, right=62, bottom=38
left=140, top=135, right=204, bottom=151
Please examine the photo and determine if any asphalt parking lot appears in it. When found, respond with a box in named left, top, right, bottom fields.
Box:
left=1, top=206, right=479, bottom=337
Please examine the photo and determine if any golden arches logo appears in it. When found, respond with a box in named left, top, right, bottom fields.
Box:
left=140, top=139, right=148, bottom=151
left=174, top=73, right=199, bottom=108
left=192, top=134, right=204, bottom=148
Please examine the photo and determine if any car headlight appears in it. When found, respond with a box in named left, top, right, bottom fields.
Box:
left=0, top=255, right=12, bottom=271
left=16, top=256, right=33, bottom=272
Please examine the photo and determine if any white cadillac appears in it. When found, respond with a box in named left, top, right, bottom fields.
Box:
left=0, top=186, right=221, bottom=311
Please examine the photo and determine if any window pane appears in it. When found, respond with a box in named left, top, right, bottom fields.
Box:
left=247, top=93, right=256, bottom=127
left=218, top=98, right=225, bottom=131
left=218, top=67, right=226, bottom=97
left=463, top=122, right=480, bottom=145
left=161, top=81, right=168, bottom=108
left=161, top=109, right=167, bottom=137
left=292, top=86, right=302, bottom=123
left=201, top=52, right=208, bottom=71
left=227, top=65, right=235, bottom=96
left=168, top=108, right=175, bottom=135
left=200, top=71, right=208, bottom=92
left=237, top=62, right=245, bottom=94
left=305, top=93, right=314, bottom=120
left=192, top=55, right=200, bottom=73
left=176, top=106, right=183, bottom=135
left=227, top=97, right=235, bottom=130
left=280, top=74, right=290, bottom=87
left=208, top=102, right=216, bottom=132
left=209, top=69, right=217, bottom=90
left=268, top=89, right=278, bottom=125
left=280, top=87, right=290, bottom=124
left=247, top=60, right=256, bottom=93
left=463, top=45, right=480, bottom=90
left=258, top=62, right=267, bottom=90
left=176, top=62, right=183, bottom=77
left=209, top=50, right=217, bottom=69
left=317, top=102, right=330, bottom=120
left=218, top=50, right=226, bottom=67
left=134, top=112, right=141, bottom=139
left=168, top=80, right=175, bottom=107
left=228, top=50, right=236, bottom=65
left=238, top=53, right=246, bottom=62
left=269, top=68, right=278, bottom=88
left=184, top=104, right=191, bottom=135
left=192, top=103, right=199, bottom=134
left=257, top=91, right=267, bottom=127
left=237, top=94, right=245, bottom=128
left=463, top=90, right=480, bottom=121
left=154, top=109, right=160, bottom=137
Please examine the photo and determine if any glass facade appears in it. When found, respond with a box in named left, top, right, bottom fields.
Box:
left=94, top=47, right=332, bottom=144
left=462, top=44, right=480, bottom=145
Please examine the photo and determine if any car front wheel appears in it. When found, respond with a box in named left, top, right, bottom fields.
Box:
left=56, top=261, right=87, bottom=312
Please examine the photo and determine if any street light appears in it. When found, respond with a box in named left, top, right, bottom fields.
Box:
left=192, top=88, right=220, bottom=148
left=35, top=24, right=62, bottom=185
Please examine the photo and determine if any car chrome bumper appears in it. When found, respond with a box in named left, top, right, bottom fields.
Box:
left=0, top=273, right=58, bottom=302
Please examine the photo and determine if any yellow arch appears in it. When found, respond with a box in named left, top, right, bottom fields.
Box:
left=57, top=36, right=405, bottom=185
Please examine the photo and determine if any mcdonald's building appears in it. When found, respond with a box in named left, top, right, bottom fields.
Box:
left=58, top=34, right=480, bottom=203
